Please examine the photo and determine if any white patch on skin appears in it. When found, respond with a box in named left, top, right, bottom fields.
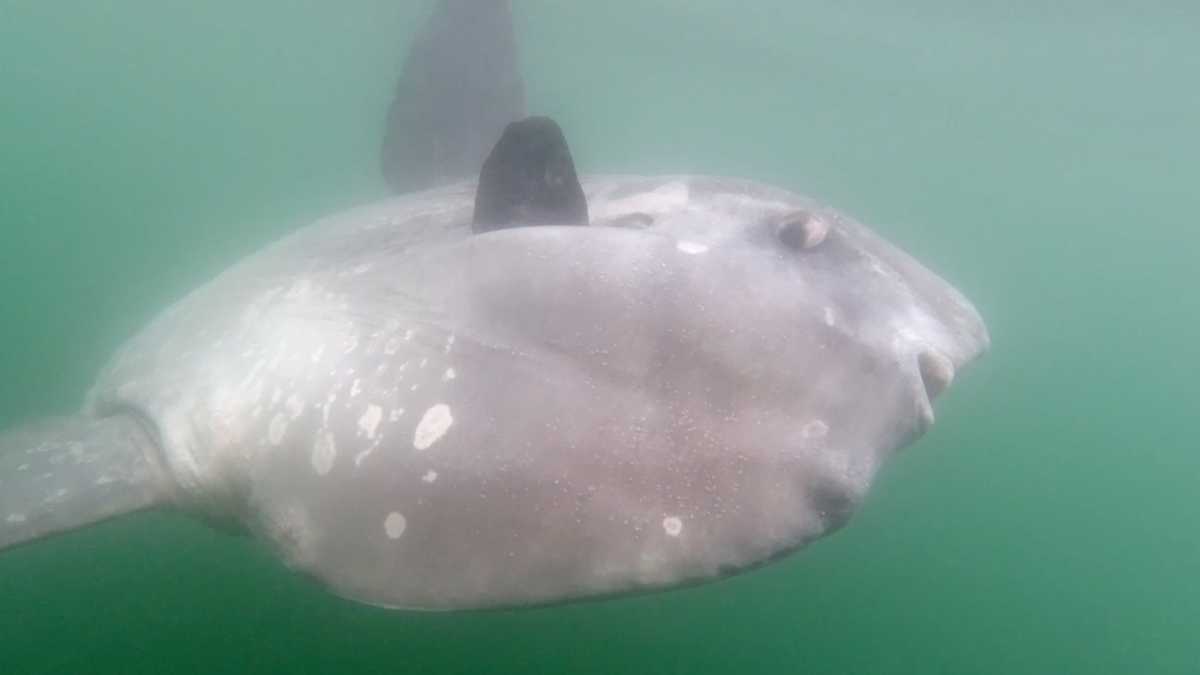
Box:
left=419, top=358, right=428, bottom=368
left=384, top=512, right=407, bottom=539
left=389, top=408, right=405, bottom=422
left=17, top=464, right=29, bottom=472
left=350, top=379, right=363, bottom=398
left=286, top=394, right=305, bottom=420
left=311, top=433, right=337, bottom=476
left=443, top=368, right=456, bottom=381
left=268, top=414, right=289, bottom=446
left=444, top=334, right=456, bottom=353
left=404, top=329, right=415, bottom=341
left=662, top=516, right=683, bottom=537
left=94, top=475, right=115, bottom=486
left=353, top=444, right=379, bottom=467
left=344, top=336, right=359, bottom=354
left=802, top=420, right=829, bottom=439
left=311, top=345, right=325, bottom=363
left=322, top=394, right=337, bottom=426
left=410, top=384, right=420, bottom=392
left=676, top=240, right=709, bottom=255
left=5, top=514, right=26, bottom=524
left=593, top=181, right=690, bottom=220
left=413, top=404, right=453, bottom=450
left=824, top=307, right=836, bottom=327
left=422, top=470, right=438, bottom=484
left=358, top=404, right=383, bottom=440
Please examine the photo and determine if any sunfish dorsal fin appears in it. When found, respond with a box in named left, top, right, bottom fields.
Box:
left=381, top=0, right=526, bottom=193
left=473, top=116, right=589, bottom=232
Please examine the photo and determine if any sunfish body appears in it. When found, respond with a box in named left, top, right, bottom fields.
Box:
left=0, top=170, right=987, bottom=609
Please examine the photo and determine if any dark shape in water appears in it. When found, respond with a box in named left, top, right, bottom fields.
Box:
left=380, top=0, right=525, bottom=193
left=473, top=116, right=590, bottom=232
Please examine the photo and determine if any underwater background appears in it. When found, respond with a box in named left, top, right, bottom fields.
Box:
left=1, top=1, right=1197, bottom=673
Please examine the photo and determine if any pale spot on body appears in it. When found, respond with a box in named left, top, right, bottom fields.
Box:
left=662, top=516, right=683, bottom=537
left=422, top=470, right=438, bottom=484
left=593, top=181, right=690, bottom=220
left=353, top=444, right=379, bottom=467
left=6, top=514, right=27, bottom=524
left=389, top=409, right=405, bottom=422
left=824, top=307, right=836, bottom=327
left=311, top=433, right=337, bottom=475
left=676, top=240, right=709, bottom=255
left=802, top=420, right=829, bottom=439
left=268, top=414, right=289, bottom=446
left=443, top=368, right=457, bottom=381
left=322, top=394, right=337, bottom=426
left=384, top=512, right=407, bottom=539
left=414, top=404, right=453, bottom=450
left=44, top=488, right=69, bottom=504
left=358, top=404, right=383, bottom=440
left=286, top=394, right=305, bottom=419
left=350, top=378, right=363, bottom=398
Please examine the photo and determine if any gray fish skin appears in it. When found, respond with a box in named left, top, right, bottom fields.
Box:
left=36, top=175, right=987, bottom=610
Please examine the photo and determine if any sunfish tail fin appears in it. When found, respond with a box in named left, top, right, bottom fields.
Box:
left=381, top=0, right=526, bottom=192
left=0, top=415, right=169, bottom=553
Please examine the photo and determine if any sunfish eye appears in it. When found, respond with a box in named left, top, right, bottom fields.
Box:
left=775, top=210, right=830, bottom=250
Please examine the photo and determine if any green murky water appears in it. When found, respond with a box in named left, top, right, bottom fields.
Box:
left=1, top=2, right=1197, bottom=673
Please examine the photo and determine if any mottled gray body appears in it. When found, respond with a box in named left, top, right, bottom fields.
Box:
left=17, top=175, right=988, bottom=609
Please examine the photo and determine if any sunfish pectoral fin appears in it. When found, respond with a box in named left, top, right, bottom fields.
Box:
left=381, top=0, right=525, bottom=193
left=0, top=415, right=169, bottom=553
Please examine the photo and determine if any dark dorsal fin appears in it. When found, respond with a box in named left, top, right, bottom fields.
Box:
left=381, top=0, right=525, bottom=193
left=472, top=116, right=589, bottom=233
